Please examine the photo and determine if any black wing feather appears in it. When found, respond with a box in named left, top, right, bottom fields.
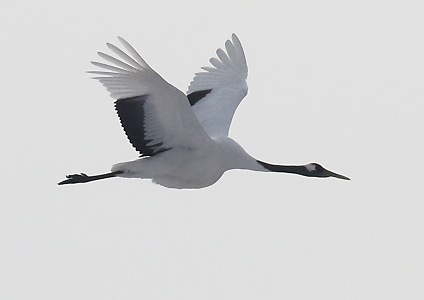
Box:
left=115, top=95, right=169, bottom=157
left=187, top=89, right=212, bottom=106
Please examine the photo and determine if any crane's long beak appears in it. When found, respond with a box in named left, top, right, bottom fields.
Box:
left=323, top=169, right=350, bottom=180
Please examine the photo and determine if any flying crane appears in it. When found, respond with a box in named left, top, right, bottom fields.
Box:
left=59, top=34, right=349, bottom=188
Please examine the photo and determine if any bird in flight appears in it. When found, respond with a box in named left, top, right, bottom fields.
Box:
left=59, top=34, right=349, bottom=188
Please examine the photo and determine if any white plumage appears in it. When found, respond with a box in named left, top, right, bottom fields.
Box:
left=59, top=34, right=349, bottom=188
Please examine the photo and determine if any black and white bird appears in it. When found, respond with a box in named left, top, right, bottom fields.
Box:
left=59, top=34, right=349, bottom=189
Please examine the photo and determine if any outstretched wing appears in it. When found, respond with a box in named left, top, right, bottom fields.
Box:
left=89, top=37, right=212, bottom=156
left=187, top=34, right=248, bottom=137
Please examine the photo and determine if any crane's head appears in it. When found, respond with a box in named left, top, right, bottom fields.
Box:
left=305, top=163, right=350, bottom=180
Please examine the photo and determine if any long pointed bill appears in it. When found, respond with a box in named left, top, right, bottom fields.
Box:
left=323, top=169, right=350, bottom=180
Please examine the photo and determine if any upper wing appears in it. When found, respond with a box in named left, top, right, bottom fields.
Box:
left=89, top=37, right=212, bottom=156
left=187, top=34, right=248, bottom=137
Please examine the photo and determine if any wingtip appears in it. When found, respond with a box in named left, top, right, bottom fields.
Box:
left=117, top=36, right=133, bottom=50
left=106, top=42, right=114, bottom=49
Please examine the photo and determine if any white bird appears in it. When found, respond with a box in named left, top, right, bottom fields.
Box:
left=59, top=34, right=349, bottom=189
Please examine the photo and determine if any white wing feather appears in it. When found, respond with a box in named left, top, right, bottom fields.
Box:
left=187, top=34, right=248, bottom=137
left=89, top=37, right=212, bottom=152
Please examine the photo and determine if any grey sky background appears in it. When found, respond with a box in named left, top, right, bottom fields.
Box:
left=1, top=0, right=423, bottom=299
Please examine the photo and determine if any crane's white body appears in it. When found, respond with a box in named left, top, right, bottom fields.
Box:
left=112, top=136, right=263, bottom=189
left=90, top=34, right=267, bottom=188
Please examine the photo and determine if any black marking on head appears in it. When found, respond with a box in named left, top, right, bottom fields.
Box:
left=115, top=95, right=171, bottom=157
left=305, top=163, right=350, bottom=180
left=187, top=89, right=212, bottom=106
left=307, top=163, right=326, bottom=177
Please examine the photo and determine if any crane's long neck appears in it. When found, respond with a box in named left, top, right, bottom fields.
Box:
left=256, top=160, right=311, bottom=177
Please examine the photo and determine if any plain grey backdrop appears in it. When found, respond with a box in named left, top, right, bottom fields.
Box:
left=1, top=0, right=423, bottom=299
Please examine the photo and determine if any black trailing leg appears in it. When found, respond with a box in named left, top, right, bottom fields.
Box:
left=58, top=170, right=124, bottom=185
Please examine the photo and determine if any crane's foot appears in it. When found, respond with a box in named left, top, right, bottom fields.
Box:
left=58, top=173, right=91, bottom=185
